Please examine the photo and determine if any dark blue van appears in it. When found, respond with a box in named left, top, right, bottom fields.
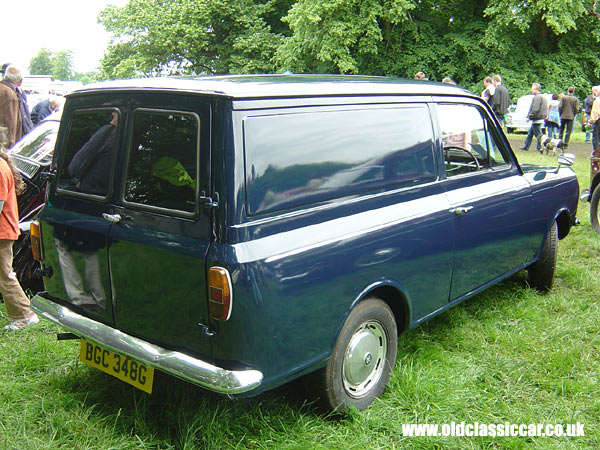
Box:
left=30, top=75, right=579, bottom=411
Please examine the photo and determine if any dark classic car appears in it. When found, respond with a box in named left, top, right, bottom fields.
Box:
left=29, top=75, right=579, bottom=412
left=8, top=111, right=60, bottom=291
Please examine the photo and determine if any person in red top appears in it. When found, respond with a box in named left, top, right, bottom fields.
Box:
left=0, top=126, right=38, bottom=330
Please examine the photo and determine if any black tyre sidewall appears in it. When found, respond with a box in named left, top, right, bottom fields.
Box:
left=590, top=187, right=600, bottom=233
left=527, top=221, right=558, bottom=292
left=324, top=298, right=398, bottom=412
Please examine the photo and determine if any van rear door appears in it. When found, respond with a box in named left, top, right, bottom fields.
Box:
left=106, top=96, right=213, bottom=358
left=40, top=107, right=121, bottom=326
left=41, top=95, right=214, bottom=359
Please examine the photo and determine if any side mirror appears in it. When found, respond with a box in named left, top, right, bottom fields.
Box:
left=556, top=153, right=575, bottom=172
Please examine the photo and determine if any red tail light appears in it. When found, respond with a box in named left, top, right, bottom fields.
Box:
left=30, top=221, right=42, bottom=261
left=208, top=267, right=233, bottom=321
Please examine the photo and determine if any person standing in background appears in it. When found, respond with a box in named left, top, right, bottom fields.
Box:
left=492, top=75, right=511, bottom=128
left=558, top=86, right=580, bottom=149
left=0, top=66, right=22, bottom=148
left=545, top=94, right=561, bottom=139
left=0, top=127, right=39, bottom=330
left=584, top=87, right=595, bottom=143
left=520, top=83, right=548, bottom=152
left=0, top=65, right=32, bottom=147
left=589, top=86, right=600, bottom=150
left=481, top=76, right=496, bottom=106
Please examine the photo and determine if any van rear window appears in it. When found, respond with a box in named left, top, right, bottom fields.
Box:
left=123, top=110, right=199, bottom=213
left=58, top=109, right=119, bottom=197
left=244, top=106, right=436, bottom=215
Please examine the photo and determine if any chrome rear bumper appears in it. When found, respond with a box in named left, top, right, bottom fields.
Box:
left=31, top=294, right=263, bottom=394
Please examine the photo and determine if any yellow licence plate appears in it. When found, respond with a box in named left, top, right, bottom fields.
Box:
left=79, top=339, right=154, bottom=394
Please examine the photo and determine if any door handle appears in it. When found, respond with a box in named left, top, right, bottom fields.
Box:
left=451, top=206, right=474, bottom=216
left=102, top=213, right=122, bottom=223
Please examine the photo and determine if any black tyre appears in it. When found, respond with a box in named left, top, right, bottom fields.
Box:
left=590, top=187, right=600, bottom=234
left=527, top=221, right=558, bottom=292
left=317, top=297, right=397, bottom=412
left=13, top=233, right=43, bottom=293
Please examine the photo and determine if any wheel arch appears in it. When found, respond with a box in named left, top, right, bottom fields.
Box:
left=348, top=279, right=411, bottom=335
left=555, top=208, right=573, bottom=240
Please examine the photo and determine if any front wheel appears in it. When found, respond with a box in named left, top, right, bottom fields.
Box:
left=590, top=187, right=600, bottom=233
left=317, top=298, right=398, bottom=412
left=527, top=221, right=558, bottom=292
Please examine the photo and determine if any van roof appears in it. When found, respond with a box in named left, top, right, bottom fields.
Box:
left=73, top=74, right=473, bottom=99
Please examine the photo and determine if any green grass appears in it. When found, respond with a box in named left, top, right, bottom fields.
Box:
left=1, top=151, right=599, bottom=449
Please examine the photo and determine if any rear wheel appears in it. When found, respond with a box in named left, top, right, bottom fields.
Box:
left=527, top=221, right=558, bottom=292
left=590, top=187, right=600, bottom=233
left=316, top=297, right=397, bottom=412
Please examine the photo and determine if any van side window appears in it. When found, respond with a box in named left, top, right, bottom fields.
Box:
left=123, top=110, right=199, bottom=213
left=437, top=103, right=510, bottom=177
left=58, top=109, right=119, bottom=197
left=244, top=106, right=436, bottom=215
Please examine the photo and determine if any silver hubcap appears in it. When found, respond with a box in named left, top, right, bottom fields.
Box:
left=342, top=320, right=387, bottom=398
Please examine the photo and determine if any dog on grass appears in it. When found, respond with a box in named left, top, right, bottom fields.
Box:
left=540, top=135, right=565, bottom=155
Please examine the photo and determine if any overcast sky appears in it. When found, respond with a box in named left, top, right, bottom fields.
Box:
left=2, top=0, right=128, bottom=74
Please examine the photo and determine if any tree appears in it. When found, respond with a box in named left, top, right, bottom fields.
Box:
left=29, top=48, right=54, bottom=75
left=74, top=71, right=101, bottom=84
left=276, top=0, right=600, bottom=97
left=98, top=0, right=291, bottom=78
left=29, top=48, right=76, bottom=80
left=52, top=50, right=75, bottom=81
left=97, top=0, right=600, bottom=98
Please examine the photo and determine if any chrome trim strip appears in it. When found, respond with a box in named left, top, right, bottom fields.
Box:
left=31, top=294, right=263, bottom=394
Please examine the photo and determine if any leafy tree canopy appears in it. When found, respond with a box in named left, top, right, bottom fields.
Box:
left=51, top=50, right=75, bottom=81
left=29, top=48, right=54, bottom=75
left=98, top=0, right=600, bottom=98
left=29, top=48, right=76, bottom=81
left=98, top=0, right=292, bottom=78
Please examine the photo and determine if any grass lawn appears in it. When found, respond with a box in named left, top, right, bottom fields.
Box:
left=1, top=147, right=599, bottom=449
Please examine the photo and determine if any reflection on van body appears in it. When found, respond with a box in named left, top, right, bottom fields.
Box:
left=245, top=106, right=435, bottom=214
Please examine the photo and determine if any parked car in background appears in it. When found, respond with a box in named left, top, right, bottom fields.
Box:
left=8, top=111, right=61, bottom=291
left=29, top=76, right=579, bottom=412
left=505, top=94, right=553, bottom=134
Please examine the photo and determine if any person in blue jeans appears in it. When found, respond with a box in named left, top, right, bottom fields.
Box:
left=545, top=93, right=561, bottom=139
left=520, top=83, right=548, bottom=152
